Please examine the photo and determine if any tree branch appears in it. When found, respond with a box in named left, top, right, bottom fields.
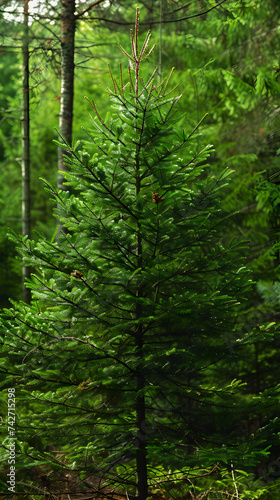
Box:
left=75, top=0, right=105, bottom=19
left=83, top=0, right=229, bottom=26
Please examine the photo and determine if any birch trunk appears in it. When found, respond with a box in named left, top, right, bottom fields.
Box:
left=58, top=0, right=76, bottom=191
left=22, top=0, right=31, bottom=303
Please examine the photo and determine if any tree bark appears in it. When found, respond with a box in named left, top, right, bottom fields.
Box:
left=22, top=0, right=31, bottom=303
left=136, top=360, right=148, bottom=500
left=57, top=0, right=76, bottom=191
left=135, top=137, right=148, bottom=499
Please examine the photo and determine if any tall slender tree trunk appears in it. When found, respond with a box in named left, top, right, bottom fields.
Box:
left=135, top=154, right=148, bottom=500
left=158, top=0, right=163, bottom=83
left=135, top=202, right=148, bottom=500
left=136, top=341, right=148, bottom=500
left=22, top=0, right=31, bottom=303
left=133, top=13, right=148, bottom=496
left=135, top=255, right=148, bottom=500
left=58, top=0, right=76, bottom=191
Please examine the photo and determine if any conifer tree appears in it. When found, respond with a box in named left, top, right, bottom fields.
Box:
left=1, top=9, right=279, bottom=499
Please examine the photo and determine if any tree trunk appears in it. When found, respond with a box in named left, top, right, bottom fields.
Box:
left=58, top=0, right=76, bottom=191
left=22, top=0, right=31, bottom=303
left=135, top=297, right=148, bottom=500
left=135, top=142, right=148, bottom=499
left=136, top=366, right=148, bottom=500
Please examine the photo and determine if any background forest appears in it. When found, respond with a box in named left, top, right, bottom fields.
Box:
left=0, top=0, right=280, bottom=499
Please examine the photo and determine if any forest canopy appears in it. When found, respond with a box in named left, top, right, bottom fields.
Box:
left=0, top=1, right=280, bottom=499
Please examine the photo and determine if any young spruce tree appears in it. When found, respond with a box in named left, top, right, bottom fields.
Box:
left=1, top=10, right=279, bottom=500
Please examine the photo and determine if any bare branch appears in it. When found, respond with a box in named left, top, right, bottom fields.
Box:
left=75, top=0, right=105, bottom=19
left=82, top=0, right=229, bottom=26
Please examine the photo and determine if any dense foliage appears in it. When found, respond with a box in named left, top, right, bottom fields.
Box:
left=1, top=10, right=280, bottom=499
left=1, top=1, right=280, bottom=498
